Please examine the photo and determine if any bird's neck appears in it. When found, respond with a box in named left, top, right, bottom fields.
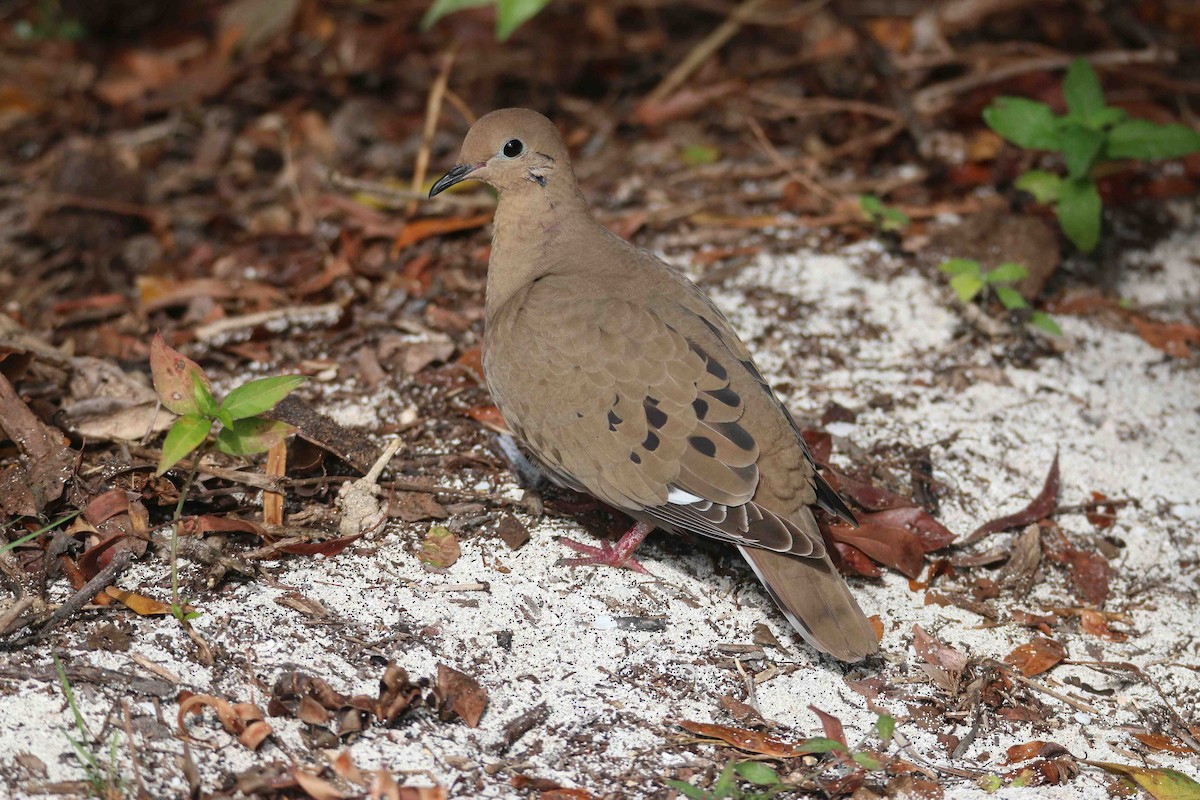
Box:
left=485, top=183, right=596, bottom=313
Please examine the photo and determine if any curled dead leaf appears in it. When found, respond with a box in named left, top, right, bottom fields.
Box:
left=434, top=664, right=487, bottom=728
left=177, top=693, right=272, bottom=750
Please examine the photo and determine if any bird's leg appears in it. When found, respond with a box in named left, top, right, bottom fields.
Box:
left=556, top=520, right=655, bottom=574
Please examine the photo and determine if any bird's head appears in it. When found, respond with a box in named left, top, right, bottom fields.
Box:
left=429, top=108, right=574, bottom=198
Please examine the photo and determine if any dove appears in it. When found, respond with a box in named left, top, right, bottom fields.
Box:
left=430, top=108, right=877, bottom=661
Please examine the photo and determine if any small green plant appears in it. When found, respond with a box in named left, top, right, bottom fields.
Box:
left=150, top=333, right=304, bottom=620
left=421, top=0, right=551, bottom=40
left=14, top=0, right=86, bottom=41
left=667, top=761, right=792, bottom=800
left=983, top=58, right=1200, bottom=252
left=859, top=194, right=910, bottom=233
left=938, top=259, right=1062, bottom=336
left=54, top=655, right=125, bottom=799
left=151, top=334, right=304, bottom=477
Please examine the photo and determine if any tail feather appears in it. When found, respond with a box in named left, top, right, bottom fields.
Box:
left=738, top=545, right=878, bottom=662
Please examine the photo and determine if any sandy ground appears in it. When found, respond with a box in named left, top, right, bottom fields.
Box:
left=1, top=212, right=1198, bottom=799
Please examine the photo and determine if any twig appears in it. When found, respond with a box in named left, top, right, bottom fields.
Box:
left=35, top=550, right=134, bottom=638
left=751, top=91, right=903, bottom=122
left=121, top=698, right=148, bottom=798
left=913, top=47, right=1176, bottom=115
left=326, top=170, right=492, bottom=212
left=1064, top=660, right=1200, bottom=752
left=641, top=0, right=777, bottom=107
left=192, top=303, right=343, bottom=345
left=409, top=44, right=459, bottom=215
left=427, top=582, right=490, bottom=593
left=744, top=116, right=839, bottom=207
left=1002, top=669, right=1101, bottom=716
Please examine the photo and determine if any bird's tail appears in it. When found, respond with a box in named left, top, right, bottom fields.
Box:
left=738, top=544, right=878, bottom=662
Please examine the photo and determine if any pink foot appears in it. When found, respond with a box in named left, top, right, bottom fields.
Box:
left=555, top=520, right=655, bottom=575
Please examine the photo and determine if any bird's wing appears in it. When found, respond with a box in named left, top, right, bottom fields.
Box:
left=487, top=274, right=824, bottom=559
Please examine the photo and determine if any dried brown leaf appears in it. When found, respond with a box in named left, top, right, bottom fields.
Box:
left=1004, top=637, right=1067, bottom=677
left=435, top=664, right=487, bottom=727
left=966, top=454, right=1060, bottom=543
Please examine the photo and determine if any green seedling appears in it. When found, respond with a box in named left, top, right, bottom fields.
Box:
left=54, top=655, right=126, bottom=799
left=667, top=761, right=792, bottom=800
left=859, top=194, right=910, bottom=233
left=938, top=259, right=1062, bottom=336
left=14, top=0, right=86, bottom=41
left=150, top=333, right=304, bottom=476
left=984, top=58, right=1200, bottom=252
left=421, top=0, right=552, bottom=40
left=149, top=333, right=304, bottom=621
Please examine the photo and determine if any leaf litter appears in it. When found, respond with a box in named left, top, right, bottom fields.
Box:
left=2, top=5, right=1200, bottom=796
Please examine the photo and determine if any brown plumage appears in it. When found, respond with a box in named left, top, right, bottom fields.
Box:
left=430, top=108, right=878, bottom=662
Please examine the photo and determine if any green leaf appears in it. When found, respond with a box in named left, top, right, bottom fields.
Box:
left=875, top=714, right=895, bottom=743
left=1105, top=120, right=1200, bottom=161
left=712, top=762, right=737, bottom=796
left=938, top=258, right=981, bottom=278
left=1061, top=123, right=1105, bottom=179
left=881, top=207, right=910, bottom=232
left=985, top=262, right=1030, bottom=284
left=853, top=752, right=884, bottom=771
left=1088, top=762, right=1200, bottom=800
left=192, top=373, right=218, bottom=418
left=1056, top=177, right=1102, bottom=252
left=993, top=285, right=1028, bottom=310
left=734, top=762, right=780, bottom=786
left=1089, top=107, right=1128, bottom=129
left=157, top=415, right=212, bottom=475
left=420, top=0, right=493, bottom=31
left=983, top=98, right=1064, bottom=150
left=859, top=194, right=884, bottom=216
left=796, top=737, right=850, bottom=754
left=214, top=417, right=293, bottom=457
left=419, top=525, right=462, bottom=569
left=1029, top=311, right=1063, bottom=336
left=978, top=774, right=1003, bottom=793
left=950, top=272, right=986, bottom=304
left=681, top=144, right=720, bottom=166
left=1062, top=58, right=1106, bottom=125
left=495, top=0, right=550, bottom=39
left=220, top=375, right=306, bottom=420
left=664, top=780, right=710, bottom=800
left=1014, top=170, right=1062, bottom=203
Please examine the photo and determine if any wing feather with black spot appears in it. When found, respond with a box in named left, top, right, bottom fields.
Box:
left=485, top=270, right=824, bottom=560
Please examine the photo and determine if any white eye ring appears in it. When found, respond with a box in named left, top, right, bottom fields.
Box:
left=501, top=139, right=524, bottom=158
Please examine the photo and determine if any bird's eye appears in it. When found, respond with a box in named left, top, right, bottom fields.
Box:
left=502, top=139, right=524, bottom=158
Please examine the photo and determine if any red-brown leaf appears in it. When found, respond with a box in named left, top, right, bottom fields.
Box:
left=84, top=489, right=130, bottom=526
left=825, top=517, right=926, bottom=579
left=966, top=453, right=1060, bottom=543
left=279, top=533, right=363, bottom=557
left=679, top=721, right=817, bottom=758
left=149, top=332, right=212, bottom=415
left=808, top=705, right=848, bottom=747
left=911, top=624, right=968, bottom=674
left=1004, top=637, right=1066, bottom=677
left=830, top=541, right=882, bottom=578
left=1066, top=549, right=1111, bottom=606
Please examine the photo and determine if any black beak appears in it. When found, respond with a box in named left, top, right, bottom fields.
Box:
left=429, top=163, right=479, bottom=198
